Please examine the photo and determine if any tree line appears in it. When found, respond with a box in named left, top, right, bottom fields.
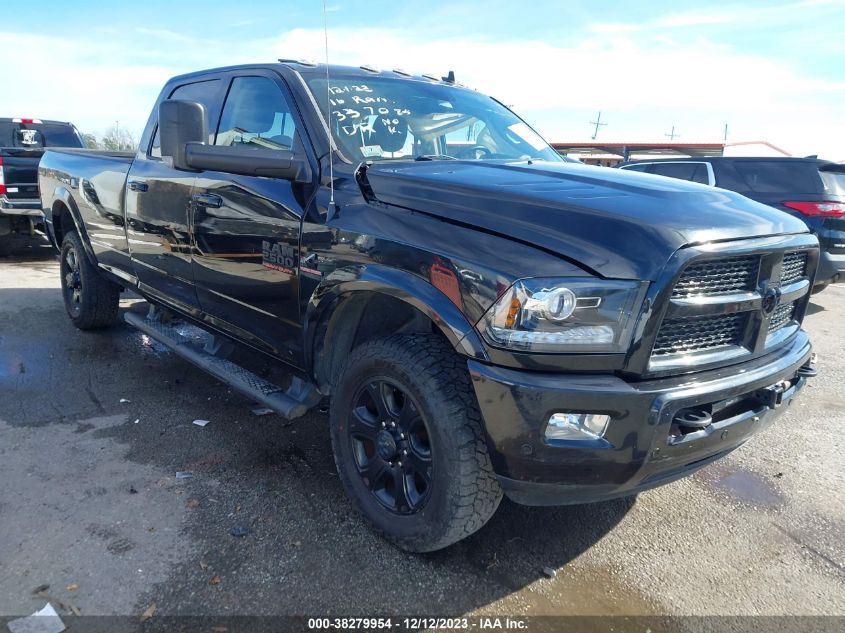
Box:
left=80, top=125, right=138, bottom=152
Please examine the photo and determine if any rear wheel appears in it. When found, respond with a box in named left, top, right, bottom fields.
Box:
left=60, top=231, right=120, bottom=329
left=330, top=333, right=502, bottom=552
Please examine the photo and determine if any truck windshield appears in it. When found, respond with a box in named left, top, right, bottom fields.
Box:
left=304, top=76, right=562, bottom=163
left=0, top=121, right=84, bottom=149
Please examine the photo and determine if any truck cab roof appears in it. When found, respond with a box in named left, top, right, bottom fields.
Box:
left=167, top=61, right=463, bottom=88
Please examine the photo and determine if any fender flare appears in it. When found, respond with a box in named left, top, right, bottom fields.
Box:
left=304, top=264, right=490, bottom=373
left=50, top=186, right=97, bottom=264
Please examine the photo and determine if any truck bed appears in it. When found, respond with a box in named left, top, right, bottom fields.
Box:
left=38, top=148, right=134, bottom=261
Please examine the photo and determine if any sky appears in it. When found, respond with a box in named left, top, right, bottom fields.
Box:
left=3, top=0, right=844, bottom=159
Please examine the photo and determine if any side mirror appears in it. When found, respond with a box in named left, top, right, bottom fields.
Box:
left=183, top=144, right=312, bottom=182
left=159, top=100, right=208, bottom=171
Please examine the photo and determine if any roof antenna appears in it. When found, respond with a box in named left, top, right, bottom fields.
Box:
left=322, top=0, right=337, bottom=216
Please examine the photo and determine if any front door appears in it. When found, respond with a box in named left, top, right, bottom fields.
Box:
left=189, top=73, right=316, bottom=366
left=125, top=77, right=225, bottom=312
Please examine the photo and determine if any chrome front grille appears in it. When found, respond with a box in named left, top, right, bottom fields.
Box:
left=648, top=241, right=817, bottom=373
left=768, top=301, right=796, bottom=333
left=780, top=251, right=808, bottom=285
left=653, top=313, right=747, bottom=356
left=671, top=256, right=759, bottom=298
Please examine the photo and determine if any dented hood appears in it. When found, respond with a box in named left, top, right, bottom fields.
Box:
left=362, top=160, right=809, bottom=280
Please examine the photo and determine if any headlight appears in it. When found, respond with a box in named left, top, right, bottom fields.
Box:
left=480, top=277, right=646, bottom=353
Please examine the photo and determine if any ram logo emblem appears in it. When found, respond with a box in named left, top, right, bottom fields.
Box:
left=261, top=240, right=296, bottom=275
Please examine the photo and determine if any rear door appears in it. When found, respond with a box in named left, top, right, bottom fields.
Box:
left=712, top=160, right=822, bottom=207
left=710, top=159, right=845, bottom=259
left=125, top=78, right=225, bottom=312
left=711, top=159, right=827, bottom=225
left=189, top=72, right=317, bottom=364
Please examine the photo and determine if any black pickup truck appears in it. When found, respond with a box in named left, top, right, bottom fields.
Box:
left=1, top=117, right=84, bottom=241
left=39, top=62, right=818, bottom=552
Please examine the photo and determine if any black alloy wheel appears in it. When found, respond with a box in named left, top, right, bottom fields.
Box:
left=59, top=230, right=121, bottom=329
left=329, top=334, right=502, bottom=552
left=348, top=378, right=433, bottom=514
left=61, top=243, right=83, bottom=318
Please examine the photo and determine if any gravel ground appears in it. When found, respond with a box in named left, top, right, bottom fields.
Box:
left=0, top=235, right=842, bottom=626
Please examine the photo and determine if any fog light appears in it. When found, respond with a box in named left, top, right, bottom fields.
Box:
left=546, top=412, right=610, bottom=441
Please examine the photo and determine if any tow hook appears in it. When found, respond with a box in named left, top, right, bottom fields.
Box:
left=796, top=353, right=818, bottom=379
left=754, top=380, right=791, bottom=409
left=673, top=408, right=713, bottom=431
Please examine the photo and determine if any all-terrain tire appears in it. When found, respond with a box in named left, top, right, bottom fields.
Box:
left=60, top=230, right=120, bottom=329
left=330, top=333, right=502, bottom=552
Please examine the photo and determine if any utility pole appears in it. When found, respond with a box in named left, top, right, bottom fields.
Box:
left=723, top=123, right=729, bottom=142
left=665, top=125, right=680, bottom=141
left=589, top=111, right=607, bottom=140
left=115, top=120, right=120, bottom=150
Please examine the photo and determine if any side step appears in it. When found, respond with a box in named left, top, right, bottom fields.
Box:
left=125, top=311, right=321, bottom=419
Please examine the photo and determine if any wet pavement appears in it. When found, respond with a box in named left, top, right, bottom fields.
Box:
left=1, top=235, right=843, bottom=623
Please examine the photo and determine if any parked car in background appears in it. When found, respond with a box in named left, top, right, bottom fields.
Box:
left=617, top=157, right=845, bottom=292
left=0, top=117, right=84, bottom=243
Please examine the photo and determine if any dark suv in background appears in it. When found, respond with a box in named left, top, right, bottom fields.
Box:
left=618, top=157, right=845, bottom=292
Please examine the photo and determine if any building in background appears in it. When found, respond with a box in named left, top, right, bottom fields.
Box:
left=551, top=141, right=793, bottom=166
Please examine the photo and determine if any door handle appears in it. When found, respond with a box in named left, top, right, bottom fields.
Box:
left=192, top=193, right=223, bottom=208
left=127, top=180, right=148, bottom=192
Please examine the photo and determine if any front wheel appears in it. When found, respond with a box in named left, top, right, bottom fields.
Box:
left=60, top=230, right=121, bottom=329
left=330, top=334, right=502, bottom=552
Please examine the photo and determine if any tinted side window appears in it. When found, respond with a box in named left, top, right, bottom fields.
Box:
left=621, top=163, right=650, bottom=172
left=690, top=163, right=710, bottom=184
left=820, top=169, right=845, bottom=198
left=215, top=76, right=298, bottom=151
left=732, top=161, right=820, bottom=194
left=711, top=162, right=747, bottom=191
left=0, top=122, right=83, bottom=148
left=150, top=79, right=221, bottom=158
left=650, top=162, right=703, bottom=182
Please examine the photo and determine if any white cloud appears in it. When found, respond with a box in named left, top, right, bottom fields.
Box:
left=134, top=28, right=200, bottom=43
left=592, top=11, right=737, bottom=33
left=590, top=1, right=837, bottom=34
left=0, top=31, right=172, bottom=139
left=257, top=26, right=844, bottom=157
left=1, top=19, right=843, bottom=159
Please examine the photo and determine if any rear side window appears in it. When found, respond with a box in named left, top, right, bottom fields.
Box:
left=215, top=76, right=298, bottom=151
left=732, top=161, right=820, bottom=194
left=649, top=162, right=710, bottom=184
left=820, top=169, right=845, bottom=198
left=0, top=121, right=83, bottom=149
left=150, top=79, right=222, bottom=158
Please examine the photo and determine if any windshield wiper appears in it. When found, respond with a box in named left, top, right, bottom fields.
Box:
left=414, top=154, right=458, bottom=161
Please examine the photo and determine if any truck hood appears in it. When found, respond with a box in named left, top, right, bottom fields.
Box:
left=362, top=160, right=809, bottom=280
